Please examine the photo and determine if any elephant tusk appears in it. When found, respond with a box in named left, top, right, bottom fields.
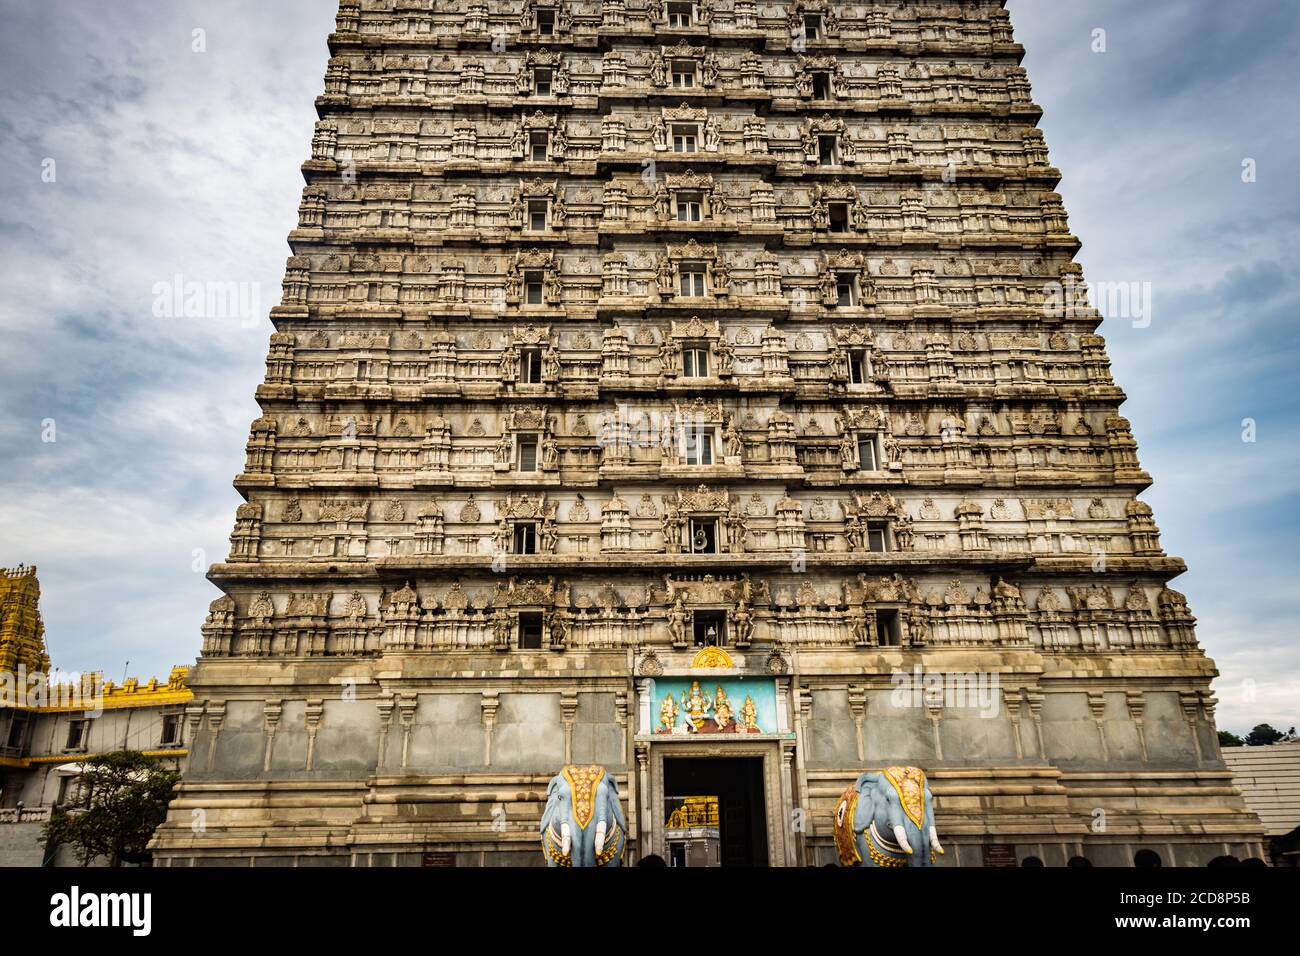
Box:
left=893, top=824, right=914, bottom=855
left=561, top=822, right=572, bottom=856
left=929, top=826, right=944, bottom=855
left=595, top=821, right=607, bottom=854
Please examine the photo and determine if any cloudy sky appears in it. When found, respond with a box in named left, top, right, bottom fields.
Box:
left=0, top=1, right=1295, bottom=736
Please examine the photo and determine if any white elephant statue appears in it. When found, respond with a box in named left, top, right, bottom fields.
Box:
left=540, top=765, right=627, bottom=867
left=834, top=766, right=944, bottom=867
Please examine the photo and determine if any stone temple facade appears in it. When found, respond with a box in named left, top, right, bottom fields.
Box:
left=152, top=0, right=1264, bottom=866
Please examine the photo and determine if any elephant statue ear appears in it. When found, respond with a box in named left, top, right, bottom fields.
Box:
left=853, top=771, right=877, bottom=791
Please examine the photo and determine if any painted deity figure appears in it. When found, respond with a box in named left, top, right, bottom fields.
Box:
left=681, top=681, right=712, bottom=731
left=740, top=695, right=758, bottom=731
left=659, top=693, right=678, bottom=733
left=713, top=686, right=734, bottom=730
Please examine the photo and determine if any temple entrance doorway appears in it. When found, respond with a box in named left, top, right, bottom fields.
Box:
left=662, top=757, right=767, bottom=867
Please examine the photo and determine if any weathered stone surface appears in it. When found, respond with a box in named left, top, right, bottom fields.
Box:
left=149, top=0, right=1264, bottom=866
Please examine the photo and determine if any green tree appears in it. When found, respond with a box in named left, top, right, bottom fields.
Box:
left=1245, top=724, right=1285, bottom=747
left=1218, top=730, right=1244, bottom=748
left=42, top=751, right=181, bottom=867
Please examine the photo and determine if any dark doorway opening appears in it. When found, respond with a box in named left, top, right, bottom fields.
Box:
left=663, top=756, right=768, bottom=866
left=693, top=610, right=727, bottom=647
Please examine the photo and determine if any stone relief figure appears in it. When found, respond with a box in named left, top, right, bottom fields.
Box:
left=839, top=431, right=858, bottom=469
left=667, top=593, right=688, bottom=646
left=545, top=272, right=564, bottom=303
left=543, top=341, right=562, bottom=380
left=702, top=52, right=720, bottom=87
left=715, top=334, right=734, bottom=373
left=650, top=52, right=667, bottom=87
left=834, top=767, right=944, bottom=868
left=724, top=503, right=746, bottom=553
left=661, top=498, right=685, bottom=550
left=658, top=335, right=681, bottom=373
left=652, top=116, right=668, bottom=150
left=541, top=435, right=559, bottom=470
left=811, top=194, right=830, bottom=230
left=884, top=435, right=901, bottom=465
left=732, top=600, right=754, bottom=646
left=500, top=347, right=519, bottom=381
left=851, top=193, right=870, bottom=230
left=654, top=182, right=670, bottom=220
left=819, top=268, right=838, bottom=305
left=495, top=432, right=513, bottom=465
left=492, top=607, right=511, bottom=649
left=847, top=604, right=871, bottom=646
left=723, top=417, right=744, bottom=458
left=541, top=505, right=559, bottom=552
left=548, top=611, right=569, bottom=650
left=713, top=256, right=732, bottom=291
left=844, top=516, right=864, bottom=552
left=655, top=253, right=674, bottom=293
left=704, top=116, right=721, bottom=151
left=540, top=766, right=626, bottom=867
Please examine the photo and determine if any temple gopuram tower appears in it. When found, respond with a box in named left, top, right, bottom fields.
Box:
left=0, top=566, right=49, bottom=675
left=153, top=0, right=1264, bottom=867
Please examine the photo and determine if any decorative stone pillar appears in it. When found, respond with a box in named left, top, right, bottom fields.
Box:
left=205, top=703, right=226, bottom=772
left=560, top=691, right=579, bottom=762
left=262, top=699, right=283, bottom=772
left=1087, top=692, right=1109, bottom=761
left=848, top=685, right=867, bottom=762
left=1025, top=691, right=1045, bottom=758
left=1179, top=691, right=1206, bottom=765
left=1003, top=690, right=1025, bottom=759
left=304, top=699, right=324, bottom=771
left=375, top=693, right=394, bottom=769
left=1126, top=691, right=1148, bottom=761
left=398, top=693, right=417, bottom=769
